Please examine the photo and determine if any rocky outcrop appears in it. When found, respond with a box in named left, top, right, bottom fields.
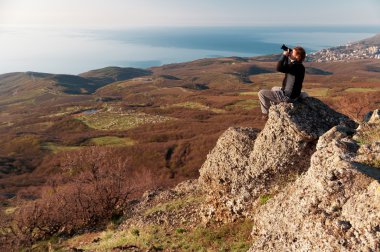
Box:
left=198, top=127, right=260, bottom=223
left=113, top=97, right=379, bottom=251
left=249, top=125, right=380, bottom=252
left=197, top=95, right=380, bottom=250
left=199, top=97, right=355, bottom=223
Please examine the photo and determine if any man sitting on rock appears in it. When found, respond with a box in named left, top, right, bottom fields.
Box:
left=258, top=46, right=306, bottom=118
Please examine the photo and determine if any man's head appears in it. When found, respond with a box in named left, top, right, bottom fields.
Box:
left=291, top=47, right=306, bottom=62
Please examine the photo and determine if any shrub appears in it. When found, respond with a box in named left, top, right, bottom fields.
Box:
left=329, top=92, right=380, bottom=121
left=6, top=147, right=154, bottom=248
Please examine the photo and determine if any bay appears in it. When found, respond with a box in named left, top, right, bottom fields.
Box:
left=0, top=26, right=378, bottom=75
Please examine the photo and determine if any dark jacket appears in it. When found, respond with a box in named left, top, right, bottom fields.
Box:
left=276, top=55, right=305, bottom=100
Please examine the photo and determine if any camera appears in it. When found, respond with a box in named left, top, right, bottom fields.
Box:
left=281, top=44, right=292, bottom=53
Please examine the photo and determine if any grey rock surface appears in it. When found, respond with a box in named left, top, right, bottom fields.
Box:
left=249, top=125, right=380, bottom=252
left=198, top=127, right=260, bottom=222
left=199, top=97, right=355, bottom=223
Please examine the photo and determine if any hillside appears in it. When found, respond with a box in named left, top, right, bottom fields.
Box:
left=358, top=32, right=380, bottom=45
left=0, top=53, right=379, bottom=250
left=308, top=32, right=380, bottom=62
left=0, top=54, right=379, bottom=193
left=18, top=98, right=379, bottom=251
left=0, top=67, right=152, bottom=108
left=79, top=66, right=152, bottom=85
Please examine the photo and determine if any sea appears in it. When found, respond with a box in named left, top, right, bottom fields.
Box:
left=0, top=26, right=379, bottom=75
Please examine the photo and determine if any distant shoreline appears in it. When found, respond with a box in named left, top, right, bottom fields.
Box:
left=0, top=26, right=378, bottom=75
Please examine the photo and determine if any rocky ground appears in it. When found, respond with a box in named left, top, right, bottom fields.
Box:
left=62, top=99, right=379, bottom=252
left=198, top=97, right=356, bottom=223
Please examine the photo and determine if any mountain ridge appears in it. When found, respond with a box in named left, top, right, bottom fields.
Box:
left=0, top=66, right=152, bottom=97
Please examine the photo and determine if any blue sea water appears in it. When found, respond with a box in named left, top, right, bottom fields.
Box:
left=0, top=26, right=378, bottom=75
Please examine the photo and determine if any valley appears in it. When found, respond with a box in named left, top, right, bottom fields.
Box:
left=1, top=56, right=379, bottom=204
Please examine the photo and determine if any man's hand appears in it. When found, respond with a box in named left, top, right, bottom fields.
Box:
left=283, top=49, right=290, bottom=56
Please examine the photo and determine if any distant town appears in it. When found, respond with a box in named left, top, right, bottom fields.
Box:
left=308, top=41, right=380, bottom=62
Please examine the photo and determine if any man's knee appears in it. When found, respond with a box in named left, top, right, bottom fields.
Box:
left=258, top=89, right=268, bottom=98
left=258, top=90, right=264, bottom=99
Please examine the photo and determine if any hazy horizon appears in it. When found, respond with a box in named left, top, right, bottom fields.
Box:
left=1, top=0, right=380, bottom=74
left=0, top=25, right=378, bottom=75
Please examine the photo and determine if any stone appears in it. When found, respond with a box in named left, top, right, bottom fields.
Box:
left=248, top=125, right=379, bottom=251
left=199, top=97, right=355, bottom=223
left=198, top=127, right=259, bottom=222
left=364, top=109, right=380, bottom=124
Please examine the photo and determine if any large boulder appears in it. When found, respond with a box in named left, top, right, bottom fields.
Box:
left=246, top=97, right=356, bottom=201
left=199, top=97, right=355, bottom=223
left=198, top=127, right=260, bottom=222
left=249, top=125, right=380, bottom=252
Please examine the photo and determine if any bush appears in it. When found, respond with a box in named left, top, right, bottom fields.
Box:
left=328, top=92, right=380, bottom=121
left=6, top=147, right=153, bottom=248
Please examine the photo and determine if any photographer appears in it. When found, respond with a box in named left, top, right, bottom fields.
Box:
left=258, top=46, right=306, bottom=119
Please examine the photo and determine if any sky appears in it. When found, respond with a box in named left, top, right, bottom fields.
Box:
left=1, top=0, right=380, bottom=28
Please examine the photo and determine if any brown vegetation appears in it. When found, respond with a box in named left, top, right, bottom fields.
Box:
left=326, top=91, right=380, bottom=121
left=0, top=56, right=379, bottom=249
left=1, top=147, right=154, bottom=249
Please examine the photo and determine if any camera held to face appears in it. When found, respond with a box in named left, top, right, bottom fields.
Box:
left=281, top=44, right=292, bottom=53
